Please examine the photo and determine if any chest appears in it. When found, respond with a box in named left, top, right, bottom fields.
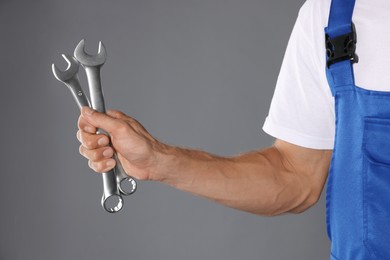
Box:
left=351, top=0, right=390, bottom=91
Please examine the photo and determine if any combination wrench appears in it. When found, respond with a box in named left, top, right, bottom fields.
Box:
left=52, top=52, right=123, bottom=213
left=73, top=40, right=137, bottom=202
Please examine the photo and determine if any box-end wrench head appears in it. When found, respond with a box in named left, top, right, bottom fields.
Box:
left=74, top=39, right=138, bottom=197
left=52, top=54, right=123, bottom=213
left=114, top=154, right=137, bottom=195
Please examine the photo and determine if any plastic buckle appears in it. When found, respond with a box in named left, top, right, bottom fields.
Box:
left=325, top=23, right=358, bottom=68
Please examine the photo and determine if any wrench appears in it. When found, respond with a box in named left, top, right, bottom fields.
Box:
left=74, top=40, right=137, bottom=197
left=52, top=55, right=90, bottom=109
left=52, top=54, right=124, bottom=213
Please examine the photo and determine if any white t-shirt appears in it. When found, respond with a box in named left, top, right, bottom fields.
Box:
left=262, top=0, right=390, bottom=149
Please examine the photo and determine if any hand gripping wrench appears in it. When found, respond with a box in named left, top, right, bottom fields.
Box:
left=74, top=40, right=137, bottom=198
left=52, top=54, right=124, bottom=213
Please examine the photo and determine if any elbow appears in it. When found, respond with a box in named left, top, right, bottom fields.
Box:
left=252, top=190, right=321, bottom=217
left=259, top=176, right=324, bottom=216
left=262, top=195, right=320, bottom=217
left=250, top=170, right=326, bottom=217
left=289, top=184, right=323, bottom=214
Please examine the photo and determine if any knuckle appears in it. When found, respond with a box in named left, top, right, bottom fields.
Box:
left=108, top=109, right=126, bottom=119
left=116, top=122, right=129, bottom=133
left=116, top=112, right=126, bottom=118
left=97, top=161, right=108, bottom=172
left=109, top=110, right=120, bottom=116
left=88, top=160, right=95, bottom=170
left=77, top=116, right=85, bottom=129
left=92, top=150, right=101, bottom=161
left=89, top=160, right=102, bottom=173
left=85, top=139, right=94, bottom=149
left=126, top=117, right=136, bottom=125
left=80, top=146, right=92, bottom=160
left=79, top=145, right=84, bottom=155
left=94, top=161, right=102, bottom=171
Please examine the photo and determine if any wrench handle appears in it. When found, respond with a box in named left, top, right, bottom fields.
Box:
left=85, top=67, right=106, bottom=113
left=64, top=76, right=90, bottom=109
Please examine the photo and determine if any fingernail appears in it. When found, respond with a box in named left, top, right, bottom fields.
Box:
left=98, top=137, right=108, bottom=146
left=107, top=159, right=115, bottom=167
left=103, top=149, right=113, bottom=158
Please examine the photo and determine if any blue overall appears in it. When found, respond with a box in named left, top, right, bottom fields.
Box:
left=325, top=0, right=390, bottom=259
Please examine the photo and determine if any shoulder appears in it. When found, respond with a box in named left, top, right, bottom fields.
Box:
left=297, top=0, right=330, bottom=28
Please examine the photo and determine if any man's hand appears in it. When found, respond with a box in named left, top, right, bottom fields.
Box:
left=77, top=106, right=164, bottom=181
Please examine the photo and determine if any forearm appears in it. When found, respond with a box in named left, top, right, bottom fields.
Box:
left=152, top=144, right=317, bottom=216
left=77, top=108, right=327, bottom=215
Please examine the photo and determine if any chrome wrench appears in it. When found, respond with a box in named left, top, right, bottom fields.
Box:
left=74, top=40, right=137, bottom=198
left=52, top=54, right=124, bottom=213
left=52, top=55, right=90, bottom=109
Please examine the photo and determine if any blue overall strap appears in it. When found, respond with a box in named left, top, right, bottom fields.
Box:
left=325, top=0, right=357, bottom=95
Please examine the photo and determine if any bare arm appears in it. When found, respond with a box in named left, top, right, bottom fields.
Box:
left=77, top=107, right=332, bottom=216
left=154, top=139, right=331, bottom=215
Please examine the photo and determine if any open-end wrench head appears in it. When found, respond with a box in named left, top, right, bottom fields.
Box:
left=52, top=54, right=80, bottom=82
left=74, top=39, right=107, bottom=67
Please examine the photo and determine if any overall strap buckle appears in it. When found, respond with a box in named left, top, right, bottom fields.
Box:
left=325, top=23, right=358, bottom=68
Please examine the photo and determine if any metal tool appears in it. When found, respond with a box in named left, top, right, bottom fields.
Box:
left=74, top=40, right=137, bottom=196
left=52, top=55, right=90, bottom=109
left=52, top=53, right=124, bottom=213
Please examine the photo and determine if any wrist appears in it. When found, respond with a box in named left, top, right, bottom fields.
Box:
left=149, top=142, right=231, bottom=189
left=149, top=142, right=178, bottom=182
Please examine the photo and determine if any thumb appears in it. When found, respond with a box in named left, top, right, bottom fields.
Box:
left=81, top=106, right=123, bottom=135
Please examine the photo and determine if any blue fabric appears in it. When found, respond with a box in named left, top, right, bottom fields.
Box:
left=325, top=0, right=390, bottom=259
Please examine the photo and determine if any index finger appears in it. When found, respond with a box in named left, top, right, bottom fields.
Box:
left=78, top=108, right=97, bottom=134
left=81, top=107, right=126, bottom=135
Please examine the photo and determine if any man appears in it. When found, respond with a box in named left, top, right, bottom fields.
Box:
left=76, top=0, right=390, bottom=259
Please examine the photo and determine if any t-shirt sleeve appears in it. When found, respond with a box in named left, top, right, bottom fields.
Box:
left=262, top=0, right=335, bottom=149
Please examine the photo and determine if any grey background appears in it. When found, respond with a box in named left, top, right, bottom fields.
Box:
left=0, top=0, right=330, bottom=259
